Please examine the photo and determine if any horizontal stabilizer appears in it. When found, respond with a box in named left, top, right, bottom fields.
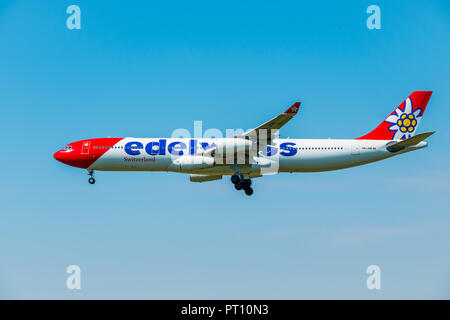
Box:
left=386, top=131, right=435, bottom=152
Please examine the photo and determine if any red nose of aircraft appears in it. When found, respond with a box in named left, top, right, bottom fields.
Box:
left=54, top=138, right=123, bottom=169
left=53, top=148, right=74, bottom=166
left=53, top=144, right=81, bottom=167
left=53, top=140, right=101, bottom=169
left=53, top=150, right=64, bottom=162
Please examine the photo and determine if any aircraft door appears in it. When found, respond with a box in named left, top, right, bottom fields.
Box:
left=81, top=141, right=91, bottom=155
left=351, top=142, right=360, bottom=155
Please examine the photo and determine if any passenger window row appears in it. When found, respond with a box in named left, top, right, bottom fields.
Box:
left=93, top=146, right=124, bottom=149
left=298, top=147, right=343, bottom=150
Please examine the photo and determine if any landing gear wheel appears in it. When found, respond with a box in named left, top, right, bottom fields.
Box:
left=234, top=181, right=243, bottom=190
left=231, top=175, right=240, bottom=184
left=244, top=187, right=253, bottom=196
left=88, top=177, right=95, bottom=184
left=242, top=179, right=251, bottom=189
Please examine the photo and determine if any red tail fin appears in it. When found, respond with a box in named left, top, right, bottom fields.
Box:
left=356, top=91, right=432, bottom=140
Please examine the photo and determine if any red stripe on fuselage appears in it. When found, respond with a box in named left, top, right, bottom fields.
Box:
left=54, top=138, right=124, bottom=169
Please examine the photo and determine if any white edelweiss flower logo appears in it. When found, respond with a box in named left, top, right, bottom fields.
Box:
left=385, top=97, right=422, bottom=140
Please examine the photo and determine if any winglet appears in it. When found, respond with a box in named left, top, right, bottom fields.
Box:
left=284, top=102, right=301, bottom=114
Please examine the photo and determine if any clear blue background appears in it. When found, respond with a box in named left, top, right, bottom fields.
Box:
left=1, top=0, right=449, bottom=299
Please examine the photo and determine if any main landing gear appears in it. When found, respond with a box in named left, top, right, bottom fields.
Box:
left=231, top=174, right=253, bottom=196
left=88, top=169, right=95, bottom=184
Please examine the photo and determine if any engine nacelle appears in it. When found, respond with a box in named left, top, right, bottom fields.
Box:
left=169, top=156, right=215, bottom=171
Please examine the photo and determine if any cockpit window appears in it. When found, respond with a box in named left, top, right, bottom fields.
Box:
left=64, top=146, right=73, bottom=150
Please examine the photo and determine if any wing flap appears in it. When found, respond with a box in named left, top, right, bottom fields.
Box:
left=190, top=174, right=222, bottom=182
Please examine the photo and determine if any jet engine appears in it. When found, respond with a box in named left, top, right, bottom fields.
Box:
left=169, top=155, right=215, bottom=171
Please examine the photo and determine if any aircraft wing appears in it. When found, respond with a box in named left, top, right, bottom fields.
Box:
left=236, top=102, right=301, bottom=141
left=201, top=102, right=301, bottom=163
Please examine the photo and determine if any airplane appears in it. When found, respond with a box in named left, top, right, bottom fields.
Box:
left=54, top=91, right=434, bottom=196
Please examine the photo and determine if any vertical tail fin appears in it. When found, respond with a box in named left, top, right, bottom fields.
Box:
left=357, top=91, right=432, bottom=140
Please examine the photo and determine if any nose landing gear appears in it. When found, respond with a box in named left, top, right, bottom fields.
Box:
left=88, top=169, right=95, bottom=184
left=231, top=174, right=253, bottom=196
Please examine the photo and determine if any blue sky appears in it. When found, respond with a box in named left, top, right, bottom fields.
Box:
left=1, top=0, right=450, bottom=299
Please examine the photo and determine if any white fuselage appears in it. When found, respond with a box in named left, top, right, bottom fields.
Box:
left=89, top=138, right=426, bottom=175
